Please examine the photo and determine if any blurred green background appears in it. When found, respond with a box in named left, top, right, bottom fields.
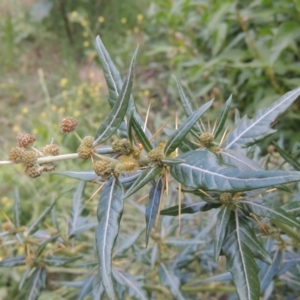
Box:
left=1, top=0, right=300, bottom=298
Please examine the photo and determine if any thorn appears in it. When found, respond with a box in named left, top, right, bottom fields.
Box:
left=135, top=194, right=148, bottom=203
left=85, top=182, right=105, bottom=204
left=144, top=100, right=153, bottom=132
left=149, top=120, right=169, bottom=142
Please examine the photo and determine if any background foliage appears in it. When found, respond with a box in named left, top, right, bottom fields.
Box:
left=1, top=0, right=300, bottom=299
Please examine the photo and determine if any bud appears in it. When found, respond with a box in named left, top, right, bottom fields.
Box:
left=77, top=145, right=92, bottom=160
left=25, top=165, right=43, bottom=178
left=112, top=139, right=133, bottom=155
left=42, top=144, right=59, bottom=156
left=81, top=136, right=94, bottom=148
left=22, top=151, right=38, bottom=167
left=93, top=160, right=114, bottom=179
left=60, top=116, right=78, bottom=133
left=199, top=132, right=214, bottom=147
left=220, top=193, right=232, bottom=205
left=8, top=147, right=24, bottom=164
left=17, top=133, right=36, bottom=148
left=148, top=143, right=165, bottom=162
left=115, top=156, right=138, bottom=173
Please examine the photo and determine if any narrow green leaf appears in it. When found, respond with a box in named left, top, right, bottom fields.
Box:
left=164, top=238, right=205, bottom=246
left=124, top=166, right=162, bottom=199
left=160, top=202, right=221, bottom=216
left=26, top=267, right=46, bottom=300
left=19, top=267, right=33, bottom=290
left=164, top=99, right=214, bottom=156
left=222, top=211, right=260, bottom=300
left=214, top=95, right=232, bottom=138
left=282, top=201, right=300, bottom=217
left=96, top=177, right=124, bottom=300
left=94, top=145, right=114, bottom=154
left=26, top=197, right=56, bottom=236
left=0, top=255, right=26, bottom=267
left=145, top=177, right=163, bottom=247
left=159, top=263, right=185, bottom=300
left=54, top=170, right=99, bottom=181
left=70, top=222, right=97, bottom=237
left=68, top=182, right=86, bottom=238
left=273, top=142, right=300, bottom=170
left=43, top=255, right=81, bottom=266
left=214, top=206, right=231, bottom=262
left=93, top=45, right=138, bottom=145
left=114, top=230, right=143, bottom=257
left=161, top=158, right=185, bottom=165
left=127, top=110, right=135, bottom=145
left=113, top=269, right=148, bottom=300
left=130, top=111, right=153, bottom=152
left=224, top=87, right=300, bottom=149
left=13, top=187, right=21, bottom=228
left=218, top=149, right=262, bottom=171
left=240, top=200, right=300, bottom=229
left=78, top=276, right=94, bottom=300
left=36, top=234, right=59, bottom=257
left=170, top=149, right=300, bottom=192
left=174, top=76, right=202, bottom=133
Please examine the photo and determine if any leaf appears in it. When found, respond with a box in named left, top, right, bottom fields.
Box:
left=214, top=95, right=232, bottom=138
left=94, top=145, right=114, bottom=154
left=96, top=177, right=124, bottom=300
left=124, top=166, right=162, bottom=199
left=0, top=255, right=26, bottom=267
left=164, top=99, right=214, bottom=156
left=240, top=200, right=300, bottom=229
left=93, top=45, right=138, bottom=145
left=114, top=230, right=143, bottom=257
left=173, top=77, right=202, bottom=133
left=145, top=177, right=163, bottom=247
left=222, top=211, right=260, bottom=300
left=160, top=202, right=221, bottom=216
left=164, top=238, right=205, bottom=246
left=69, top=222, right=98, bottom=237
left=159, top=263, right=185, bottom=300
left=68, top=182, right=88, bottom=238
left=161, top=158, right=185, bottom=165
left=36, top=234, right=59, bottom=257
left=218, top=149, right=262, bottom=171
left=170, top=149, right=300, bottom=192
left=95, top=36, right=151, bottom=138
left=54, top=170, right=99, bottom=181
left=26, top=267, right=46, bottom=300
left=282, top=201, right=300, bottom=217
left=113, top=269, right=148, bottom=300
left=273, top=142, right=300, bottom=170
left=129, top=110, right=153, bottom=152
left=214, top=206, right=231, bottom=262
left=78, top=276, right=94, bottom=300
left=26, top=197, right=57, bottom=236
left=224, top=87, right=300, bottom=149
left=259, top=250, right=282, bottom=293
left=13, top=187, right=21, bottom=228
left=43, top=255, right=81, bottom=266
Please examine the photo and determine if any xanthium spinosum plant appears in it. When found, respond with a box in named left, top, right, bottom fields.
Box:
left=1, top=35, right=300, bottom=300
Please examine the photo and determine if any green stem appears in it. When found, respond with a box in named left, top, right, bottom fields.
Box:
left=272, top=220, right=300, bottom=244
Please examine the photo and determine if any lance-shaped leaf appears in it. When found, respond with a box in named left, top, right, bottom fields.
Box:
left=170, top=149, right=300, bottom=192
left=224, top=87, right=300, bottom=149
left=113, top=269, right=148, bottom=300
left=222, top=211, right=260, bottom=300
left=161, top=158, right=185, bottom=165
left=26, top=267, right=46, bottom=300
left=68, top=182, right=87, bottom=238
left=218, top=149, right=262, bottom=171
left=93, top=45, right=138, bottom=145
left=128, top=110, right=153, bottom=152
left=160, top=202, right=221, bottom=216
left=159, top=263, right=185, bottom=300
left=54, top=170, right=99, bottom=181
left=36, top=234, right=59, bottom=257
left=145, top=177, right=163, bottom=247
left=96, top=177, right=124, bottom=300
left=214, top=206, right=231, bottom=262
left=95, top=36, right=151, bottom=138
left=43, top=255, right=82, bottom=267
left=124, top=166, right=162, bottom=199
left=240, top=200, right=300, bottom=229
left=78, top=276, right=94, bottom=300
left=164, top=99, right=214, bottom=156
left=259, top=250, right=282, bottom=293
left=174, top=77, right=202, bottom=133
left=214, top=95, right=232, bottom=138
left=25, top=198, right=57, bottom=236
left=273, top=142, right=300, bottom=170
left=282, top=201, right=300, bottom=217
left=164, top=127, right=197, bottom=152
left=0, top=255, right=26, bottom=267
left=13, top=187, right=21, bottom=228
